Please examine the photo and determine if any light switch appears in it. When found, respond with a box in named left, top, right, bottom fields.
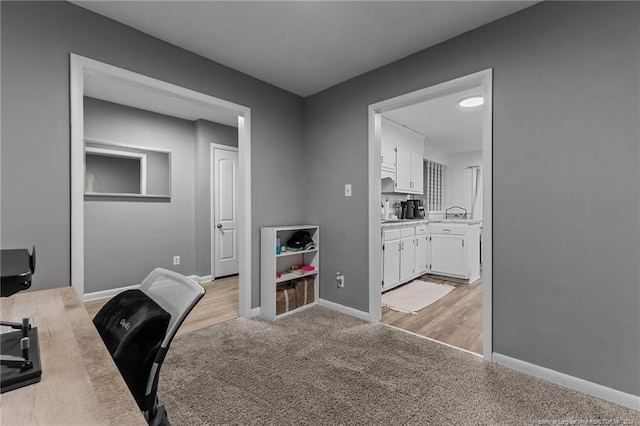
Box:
left=344, top=184, right=352, bottom=197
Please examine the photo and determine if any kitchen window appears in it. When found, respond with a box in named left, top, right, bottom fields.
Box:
left=424, top=159, right=445, bottom=211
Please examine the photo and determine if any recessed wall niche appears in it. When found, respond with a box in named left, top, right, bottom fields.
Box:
left=84, top=139, right=171, bottom=198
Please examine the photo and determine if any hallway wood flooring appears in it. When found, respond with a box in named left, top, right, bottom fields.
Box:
left=84, top=275, right=239, bottom=337
left=382, top=275, right=483, bottom=355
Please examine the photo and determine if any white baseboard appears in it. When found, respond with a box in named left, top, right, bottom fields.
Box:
left=492, top=352, right=640, bottom=411
left=187, top=274, right=212, bottom=283
left=317, top=298, right=372, bottom=322
left=249, top=307, right=261, bottom=318
left=83, top=283, right=140, bottom=302
left=84, top=273, right=208, bottom=301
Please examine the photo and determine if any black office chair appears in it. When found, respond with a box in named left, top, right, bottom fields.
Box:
left=93, top=268, right=205, bottom=425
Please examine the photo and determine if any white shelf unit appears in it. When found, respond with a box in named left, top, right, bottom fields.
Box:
left=261, top=225, right=319, bottom=320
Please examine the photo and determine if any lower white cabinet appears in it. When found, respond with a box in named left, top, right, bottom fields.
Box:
left=414, top=224, right=428, bottom=276
left=382, top=222, right=428, bottom=292
left=430, top=234, right=467, bottom=277
left=428, top=223, right=481, bottom=281
left=399, top=235, right=415, bottom=282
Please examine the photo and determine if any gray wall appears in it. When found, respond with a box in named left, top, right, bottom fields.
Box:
left=194, top=120, right=238, bottom=277
left=1, top=1, right=304, bottom=305
left=84, top=98, right=196, bottom=293
left=303, top=2, right=640, bottom=396
left=86, top=154, right=141, bottom=195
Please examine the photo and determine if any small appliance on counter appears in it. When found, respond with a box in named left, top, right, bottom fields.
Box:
left=400, top=201, right=413, bottom=219
left=397, top=200, right=425, bottom=220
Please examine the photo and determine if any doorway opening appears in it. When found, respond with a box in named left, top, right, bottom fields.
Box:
left=70, top=54, right=253, bottom=321
left=367, top=69, right=493, bottom=360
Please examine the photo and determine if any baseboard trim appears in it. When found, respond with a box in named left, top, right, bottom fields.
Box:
left=187, top=275, right=212, bottom=283
left=249, top=307, right=261, bottom=318
left=83, top=284, right=140, bottom=302
left=317, top=298, right=372, bottom=322
left=84, top=274, right=208, bottom=301
left=492, top=352, right=640, bottom=411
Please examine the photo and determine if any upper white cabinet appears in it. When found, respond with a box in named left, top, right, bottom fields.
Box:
left=410, top=149, right=424, bottom=194
left=381, top=139, right=396, bottom=173
left=381, top=117, right=425, bottom=195
left=394, top=145, right=424, bottom=194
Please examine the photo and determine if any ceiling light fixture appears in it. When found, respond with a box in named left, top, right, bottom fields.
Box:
left=459, top=96, right=484, bottom=108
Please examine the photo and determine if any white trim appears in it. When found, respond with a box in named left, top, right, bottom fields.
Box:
left=187, top=274, right=212, bottom=284
left=237, top=114, right=252, bottom=318
left=210, top=143, right=239, bottom=280
left=318, top=298, right=372, bottom=322
left=493, top=353, right=640, bottom=411
left=83, top=138, right=172, bottom=154
left=480, top=71, right=493, bottom=361
left=83, top=283, right=140, bottom=302
left=367, top=69, right=493, bottom=361
left=70, top=54, right=252, bottom=320
left=86, top=274, right=214, bottom=301
left=250, top=307, right=261, bottom=318
left=70, top=54, right=85, bottom=300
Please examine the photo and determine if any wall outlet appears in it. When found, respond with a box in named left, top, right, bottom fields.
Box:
left=173, top=256, right=180, bottom=265
left=336, top=273, right=345, bottom=288
left=344, top=184, right=352, bottom=197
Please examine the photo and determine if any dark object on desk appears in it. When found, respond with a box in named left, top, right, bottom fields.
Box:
left=1, top=327, right=42, bottom=393
left=93, top=268, right=205, bottom=426
left=1, top=246, right=41, bottom=393
left=1, top=246, right=35, bottom=297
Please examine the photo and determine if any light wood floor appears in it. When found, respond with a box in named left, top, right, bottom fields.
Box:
left=84, top=275, right=239, bottom=337
left=382, top=275, right=483, bottom=355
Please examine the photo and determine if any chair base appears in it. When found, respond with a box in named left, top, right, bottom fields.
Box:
left=147, top=404, right=170, bottom=426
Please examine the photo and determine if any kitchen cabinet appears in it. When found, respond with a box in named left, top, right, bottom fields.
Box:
left=381, top=139, right=396, bottom=173
left=382, top=221, right=429, bottom=292
left=428, top=223, right=481, bottom=281
left=382, top=238, right=400, bottom=290
left=414, top=224, right=428, bottom=275
left=394, top=145, right=423, bottom=194
left=399, top=228, right=415, bottom=282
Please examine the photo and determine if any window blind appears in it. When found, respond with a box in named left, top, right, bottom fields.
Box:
left=424, top=159, right=445, bottom=212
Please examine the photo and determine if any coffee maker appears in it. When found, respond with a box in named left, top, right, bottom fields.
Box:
left=400, top=201, right=413, bottom=219
left=399, top=200, right=425, bottom=219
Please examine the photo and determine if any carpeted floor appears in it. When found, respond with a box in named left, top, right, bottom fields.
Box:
left=158, top=306, right=640, bottom=425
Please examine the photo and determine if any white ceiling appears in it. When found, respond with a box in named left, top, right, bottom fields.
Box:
left=72, top=1, right=536, bottom=97
left=383, top=87, right=484, bottom=155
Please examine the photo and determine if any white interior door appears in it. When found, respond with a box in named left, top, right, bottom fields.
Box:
left=213, top=146, right=239, bottom=278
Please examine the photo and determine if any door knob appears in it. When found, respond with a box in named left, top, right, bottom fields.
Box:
left=217, top=224, right=223, bottom=229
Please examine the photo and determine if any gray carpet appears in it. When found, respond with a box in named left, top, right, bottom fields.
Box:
left=158, top=306, right=640, bottom=425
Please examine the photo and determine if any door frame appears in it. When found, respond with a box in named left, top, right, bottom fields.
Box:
left=367, top=69, right=493, bottom=360
left=210, top=143, right=239, bottom=279
left=70, top=54, right=253, bottom=318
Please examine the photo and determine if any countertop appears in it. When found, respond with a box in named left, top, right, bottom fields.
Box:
left=381, top=219, right=482, bottom=228
left=381, top=219, right=429, bottom=228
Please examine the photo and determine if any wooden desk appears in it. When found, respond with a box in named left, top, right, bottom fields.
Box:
left=0, top=287, right=147, bottom=425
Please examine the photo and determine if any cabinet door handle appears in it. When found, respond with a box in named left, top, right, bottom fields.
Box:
left=462, top=240, right=465, bottom=248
